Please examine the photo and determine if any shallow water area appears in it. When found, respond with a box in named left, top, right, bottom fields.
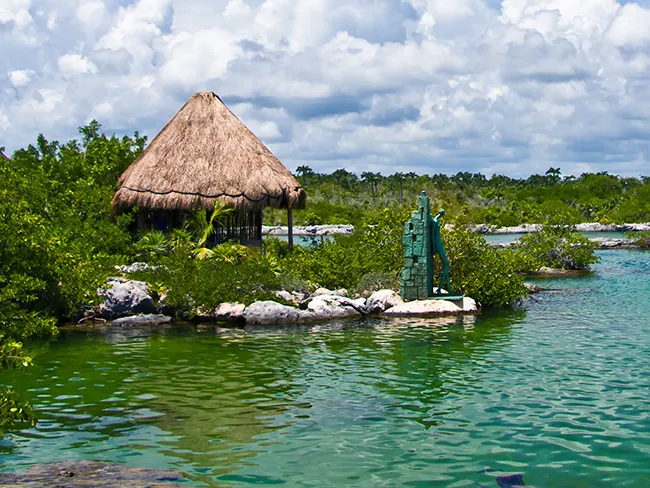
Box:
left=2, top=250, right=650, bottom=487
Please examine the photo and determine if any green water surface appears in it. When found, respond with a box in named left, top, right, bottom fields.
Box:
left=1, top=250, right=650, bottom=487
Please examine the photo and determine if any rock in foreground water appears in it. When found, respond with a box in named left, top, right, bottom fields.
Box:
left=0, top=460, right=185, bottom=487
left=524, top=283, right=544, bottom=294
left=496, top=473, right=528, bottom=487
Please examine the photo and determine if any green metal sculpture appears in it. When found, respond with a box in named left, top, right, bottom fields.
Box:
left=400, top=191, right=463, bottom=301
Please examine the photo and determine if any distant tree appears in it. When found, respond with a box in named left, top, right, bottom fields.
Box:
left=361, top=171, right=382, bottom=206
left=331, top=169, right=358, bottom=190
left=545, top=167, right=562, bottom=185
left=295, top=165, right=315, bottom=186
left=390, top=172, right=405, bottom=202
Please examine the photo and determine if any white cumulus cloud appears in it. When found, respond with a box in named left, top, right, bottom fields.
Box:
left=58, top=53, right=98, bottom=76
left=7, top=68, right=35, bottom=86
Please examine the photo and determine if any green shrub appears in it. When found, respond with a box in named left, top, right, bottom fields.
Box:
left=281, top=207, right=407, bottom=290
left=355, top=272, right=400, bottom=296
left=279, top=275, right=313, bottom=294
left=130, top=251, right=283, bottom=316
left=625, top=231, right=650, bottom=249
left=442, top=227, right=528, bottom=308
left=134, top=230, right=170, bottom=260
left=515, top=226, right=599, bottom=270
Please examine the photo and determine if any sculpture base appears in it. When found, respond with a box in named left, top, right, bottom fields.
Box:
left=428, top=294, right=465, bottom=301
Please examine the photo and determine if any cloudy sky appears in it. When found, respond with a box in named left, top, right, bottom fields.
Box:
left=2, top=0, right=650, bottom=177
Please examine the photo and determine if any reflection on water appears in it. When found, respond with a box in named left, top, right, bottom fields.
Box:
left=2, top=251, right=650, bottom=487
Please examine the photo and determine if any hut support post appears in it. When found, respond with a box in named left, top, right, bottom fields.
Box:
left=288, top=208, right=294, bottom=251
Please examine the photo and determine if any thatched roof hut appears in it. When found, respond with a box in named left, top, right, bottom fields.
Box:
left=112, top=91, right=305, bottom=212
left=112, top=91, right=306, bottom=247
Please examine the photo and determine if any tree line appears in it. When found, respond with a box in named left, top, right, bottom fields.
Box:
left=264, top=165, right=650, bottom=227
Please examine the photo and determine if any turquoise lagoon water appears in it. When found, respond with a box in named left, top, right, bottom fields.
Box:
left=1, top=250, right=650, bottom=487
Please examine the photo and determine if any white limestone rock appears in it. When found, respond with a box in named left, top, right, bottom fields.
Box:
left=243, top=301, right=303, bottom=325
left=98, top=278, right=156, bottom=319
left=244, top=295, right=365, bottom=325
left=383, top=297, right=478, bottom=317
left=366, top=290, right=403, bottom=315
left=214, top=302, right=246, bottom=323
left=109, top=314, right=172, bottom=327
left=304, top=295, right=365, bottom=320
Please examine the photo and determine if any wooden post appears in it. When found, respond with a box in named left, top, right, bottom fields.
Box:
left=137, top=209, right=145, bottom=231
left=287, top=208, right=294, bottom=251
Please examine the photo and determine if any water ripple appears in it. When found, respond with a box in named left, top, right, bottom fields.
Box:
left=1, top=250, right=650, bottom=487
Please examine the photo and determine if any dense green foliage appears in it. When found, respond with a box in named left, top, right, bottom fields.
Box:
left=281, top=207, right=407, bottom=291
left=0, top=121, right=144, bottom=322
left=0, top=122, right=145, bottom=435
left=130, top=248, right=285, bottom=316
left=267, top=168, right=650, bottom=227
left=442, top=227, right=529, bottom=308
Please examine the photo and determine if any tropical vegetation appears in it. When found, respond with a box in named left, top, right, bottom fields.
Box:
left=266, top=166, right=650, bottom=227
left=1, top=123, right=640, bottom=435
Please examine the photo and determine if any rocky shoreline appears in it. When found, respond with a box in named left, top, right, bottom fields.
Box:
left=78, top=276, right=480, bottom=329
left=471, top=222, right=650, bottom=234
left=262, top=222, right=650, bottom=236
left=491, top=237, right=643, bottom=250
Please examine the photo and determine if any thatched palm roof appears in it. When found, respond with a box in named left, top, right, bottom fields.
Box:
left=112, top=91, right=305, bottom=212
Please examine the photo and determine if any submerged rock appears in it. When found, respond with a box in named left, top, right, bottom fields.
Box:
left=383, top=297, right=479, bottom=317
left=365, top=289, right=403, bottom=315
left=97, top=278, right=155, bottom=319
left=496, top=473, right=528, bottom=487
left=0, top=460, right=185, bottom=487
left=109, top=314, right=172, bottom=327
